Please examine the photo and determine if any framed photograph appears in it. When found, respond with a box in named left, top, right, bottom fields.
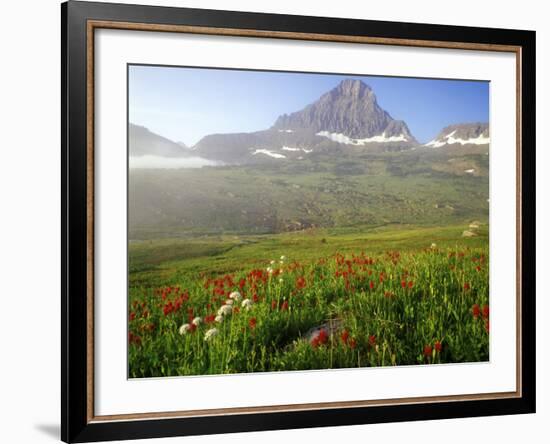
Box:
left=61, top=1, right=536, bottom=442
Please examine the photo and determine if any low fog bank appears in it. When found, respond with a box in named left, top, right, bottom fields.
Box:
left=129, top=155, right=220, bottom=169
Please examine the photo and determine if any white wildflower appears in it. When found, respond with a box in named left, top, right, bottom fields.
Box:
left=192, top=317, right=202, bottom=326
left=215, top=314, right=224, bottom=323
left=279, top=269, right=283, bottom=274
left=267, top=267, right=274, bottom=274
left=225, top=299, right=234, bottom=305
left=204, top=328, right=219, bottom=341
left=270, top=260, right=276, bottom=265
left=278, top=278, right=284, bottom=283
left=178, top=323, right=191, bottom=335
left=241, top=299, right=253, bottom=310
left=217, top=305, right=233, bottom=316
left=431, top=243, right=437, bottom=248
left=229, top=291, right=242, bottom=302
left=280, top=255, right=286, bottom=261
left=279, top=260, right=284, bottom=265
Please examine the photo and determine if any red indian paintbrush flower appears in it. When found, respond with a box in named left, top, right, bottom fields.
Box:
left=317, top=329, right=328, bottom=345
left=434, top=341, right=442, bottom=352
left=368, top=335, right=376, bottom=347
left=349, top=338, right=357, bottom=349
left=163, top=301, right=174, bottom=316
left=340, top=329, right=349, bottom=345
left=472, top=304, right=480, bottom=319
left=248, top=317, right=257, bottom=329
left=296, top=276, right=306, bottom=290
left=401, top=280, right=407, bottom=288
left=281, top=300, right=289, bottom=311
left=464, top=282, right=471, bottom=291
left=424, top=345, right=433, bottom=358
left=482, top=304, right=489, bottom=319
left=369, top=280, right=374, bottom=290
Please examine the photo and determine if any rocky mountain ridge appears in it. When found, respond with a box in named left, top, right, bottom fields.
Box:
left=272, top=79, right=415, bottom=142
left=129, top=79, right=489, bottom=164
left=425, top=123, right=489, bottom=148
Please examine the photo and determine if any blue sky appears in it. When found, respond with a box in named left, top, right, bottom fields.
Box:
left=129, top=65, right=489, bottom=146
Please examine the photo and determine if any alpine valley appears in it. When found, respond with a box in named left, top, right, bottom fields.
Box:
left=129, top=79, right=489, bottom=240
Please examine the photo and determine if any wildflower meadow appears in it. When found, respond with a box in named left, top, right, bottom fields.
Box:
left=128, top=225, right=489, bottom=377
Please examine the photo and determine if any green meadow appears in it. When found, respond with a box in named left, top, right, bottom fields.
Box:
left=128, top=222, right=489, bottom=377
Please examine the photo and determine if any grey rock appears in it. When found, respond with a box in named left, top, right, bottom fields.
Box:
left=304, top=318, right=343, bottom=342
left=272, top=79, right=415, bottom=141
left=429, top=122, right=489, bottom=145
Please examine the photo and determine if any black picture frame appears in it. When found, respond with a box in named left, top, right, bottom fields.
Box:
left=61, top=1, right=536, bottom=442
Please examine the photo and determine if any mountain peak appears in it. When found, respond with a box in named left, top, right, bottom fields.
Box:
left=334, top=79, right=373, bottom=98
left=272, top=78, right=414, bottom=142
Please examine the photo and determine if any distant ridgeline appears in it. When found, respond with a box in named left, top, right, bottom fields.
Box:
left=129, top=79, right=489, bottom=165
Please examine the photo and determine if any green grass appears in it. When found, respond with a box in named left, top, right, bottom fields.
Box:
left=128, top=223, right=489, bottom=377
left=129, top=151, right=489, bottom=239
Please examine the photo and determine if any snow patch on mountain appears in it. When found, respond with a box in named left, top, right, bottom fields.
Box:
left=282, top=146, right=313, bottom=153
left=252, top=149, right=286, bottom=159
left=316, top=131, right=410, bottom=145
left=425, top=130, right=490, bottom=148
